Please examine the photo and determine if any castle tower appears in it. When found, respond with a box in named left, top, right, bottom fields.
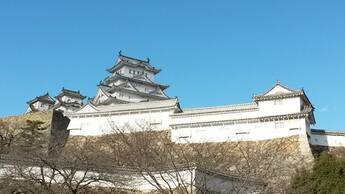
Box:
left=26, top=93, right=55, bottom=113
left=54, top=88, right=86, bottom=112
left=92, top=52, right=170, bottom=105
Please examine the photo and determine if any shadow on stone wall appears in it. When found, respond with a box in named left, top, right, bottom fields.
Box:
left=310, top=144, right=330, bottom=157
left=48, top=110, right=70, bottom=158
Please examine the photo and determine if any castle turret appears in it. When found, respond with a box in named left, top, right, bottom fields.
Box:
left=54, top=88, right=86, bottom=113
left=26, top=93, right=55, bottom=113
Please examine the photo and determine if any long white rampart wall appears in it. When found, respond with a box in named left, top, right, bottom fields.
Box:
left=0, top=164, right=194, bottom=192
left=66, top=84, right=345, bottom=149
left=67, top=95, right=312, bottom=143
left=309, top=130, right=345, bottom=147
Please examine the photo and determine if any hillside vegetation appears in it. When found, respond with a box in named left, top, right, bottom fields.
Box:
left=0, top=111, right=53, bottom=155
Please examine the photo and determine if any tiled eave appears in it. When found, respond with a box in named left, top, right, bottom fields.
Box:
left=197, top=168, right=266, bottom=186
left=27, top=93, right=56, bottom=105
left=56, top=101, right=82, bottom=108
left=311, top=129, right=345, bottom=137
left=170, top=112, right=310, bottom=129
left=172, top=107, right=259, bottom=118
left=100, top=97, right=129, bottom=105
left=108, top=86, right=169, bottom=100
left=56, top=93, right=86, bottom=100
left=107, top=60, right=161, bottom=74
left=27, top=99, right=55, bottom=105
left=104, top=74, right=169, bottom=90
left=253, top=91, right=304, bottom=102
left=65, top=106, right=178, bottom=119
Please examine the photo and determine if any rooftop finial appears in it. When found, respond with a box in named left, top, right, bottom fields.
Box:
left=147, top=57, right=150, bottom=63
left=276, top=80, right=281, bottom=85
left=118, top=50, right=122, bottom=56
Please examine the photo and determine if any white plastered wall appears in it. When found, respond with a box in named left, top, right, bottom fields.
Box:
left=68, top=109, right=175, bottom=136
left=171, top=118, right=308, bottom=143
left=310, top=134, right=345, bottom=147
left=257, top=97, right=301, bottom=117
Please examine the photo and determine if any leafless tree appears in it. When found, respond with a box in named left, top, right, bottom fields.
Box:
left=0, top=120, right=15, bottom=154
left=0, top=137, right=132, bottom=194
left=0, top=116, right=310, bottom=193
left=99, top=121, right=309, bottom=194
left=0, top=118, right=131, bottom=194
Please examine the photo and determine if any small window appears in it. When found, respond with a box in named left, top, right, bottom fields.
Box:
left=236, top=132, right=249, bottom=135
left=150, top=122, right=161, bottom=127
left=129, top=69, right=132, bottom=74
left=275, top=121, right=284, bottom=129
left=274, top=99, right=283, bottom=105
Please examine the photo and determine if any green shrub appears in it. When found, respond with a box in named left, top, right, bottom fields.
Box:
left=288, top=152, right=345, bottom=194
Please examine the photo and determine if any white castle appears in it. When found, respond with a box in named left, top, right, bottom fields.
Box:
left=92, top=51, right=170, bottom=105
left=32, top=52, right=345, bottom=149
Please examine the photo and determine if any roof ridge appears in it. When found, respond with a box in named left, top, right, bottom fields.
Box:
left=118, top=51, right=150, bottom=64
left=105, top=74, right=169, bottom=89
left=57, top=88, right=86, bottom=99
left=107, top=53, right=161, bottom=74
left=183, top=103, right=257, bottom=111
left=257, top=83, right=301, bottom=97
left=108, top=86, right=169, bottom=100
left=27, top=93, right=56, bottom=104
left=311, top=129, right=345, bottom=133
left=62, top=87, right=80, bottom=94
left=93, top=98, right=179, bottom=112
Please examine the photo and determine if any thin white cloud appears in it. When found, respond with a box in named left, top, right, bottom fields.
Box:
left=319, top=106, right=337, bottom=113
left=319, top=107, right=329, bottom=112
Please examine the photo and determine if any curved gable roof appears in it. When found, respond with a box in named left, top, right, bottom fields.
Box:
left=106, top=53, right=161, bottom=74
left=27, top=93, right=56, bottom=105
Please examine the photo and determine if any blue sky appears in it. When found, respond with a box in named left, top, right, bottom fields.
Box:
left=0, top=1, right=344, bottom=130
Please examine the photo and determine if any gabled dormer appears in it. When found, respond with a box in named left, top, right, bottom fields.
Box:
left=253, top=82, right=304, bottom=101
left=116, top=80, right=138, bottom=91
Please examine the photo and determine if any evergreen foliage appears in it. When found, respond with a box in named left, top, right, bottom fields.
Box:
left=288, top=151, right=345, bottom=194
left=14, top=120, right=48, bottom=154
